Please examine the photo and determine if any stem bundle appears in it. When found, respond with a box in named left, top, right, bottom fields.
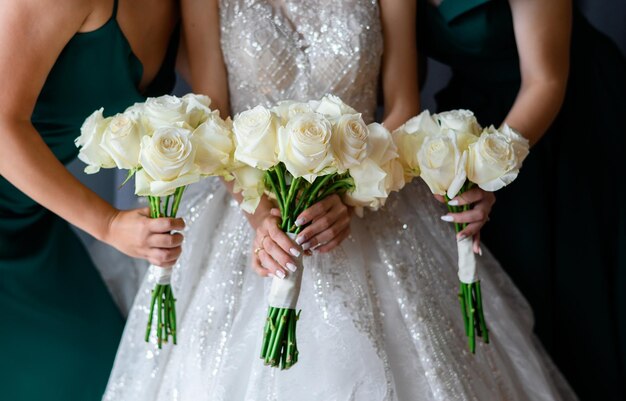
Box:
left=145, top=186, right=185, bottom=348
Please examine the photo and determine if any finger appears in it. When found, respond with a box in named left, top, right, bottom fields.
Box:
left=136, top=207, right=151, bottom=217
left=262, top=236, right=298, bottom=273
left=447, top=188, right=486, bottom=207
left=433, top=194, right=446, bottom=204
left=251, top=255, right=270, bottom=277
left=148, top=247, right=182, bottom=267
left=316, top=227, right=350, bottom=253
left=473, top=232, right=482, bottom=255
left=148, top=233, right=184, bottom=248
left=457, top=222, right=483, bottom=241
left=441, top=208, right=488, bottom=225
left=267, top=222, right=302, bottom=257
left=258, top=250, right=287, bottom=279
left=149, top=217, right=186, bottom=233
left=270, top=208, right=281, bottom=217
left=295, top=204, right=345, bottom=246
left=295, top=194, right=339, bottom=227
left=300, top=215, right=350, bottom=251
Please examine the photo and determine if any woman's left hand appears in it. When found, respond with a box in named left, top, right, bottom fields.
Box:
left=435, top=188, right=496, bottom=254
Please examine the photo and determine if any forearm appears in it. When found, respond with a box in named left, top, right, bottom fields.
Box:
left=0, top=120, right=117, bottom=240
left=503, top=78, right=567, bottom=146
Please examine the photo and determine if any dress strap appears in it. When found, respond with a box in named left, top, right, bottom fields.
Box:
left=112, top=0, right=119, bottom=18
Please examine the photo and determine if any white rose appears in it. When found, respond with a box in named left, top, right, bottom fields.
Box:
left=309, top=94, right=357, bottom=118
left=436, top=109, right=481, bottom=136
left=392, top=110, right=440, bottom=178
left=332, top=114, right=368, bottom=171
left=278, top=112, right=336, bottom=181
left=233, top=106, right=279, bottom=170
left=143, top=95, right=188, bottom=130
left=192, top=114, right=234, bottom=176
left=467, top=125, right=529, bottom=191
left=183, top=93, right=213, bottom=128
left=136, top=126, right=200, bottom=196
left=344, top=158, right=388, bottom=215
left=99, top=113, right=143, bottom=170
left=272, top=101, right=313, bottom=125
left=417, top=131, right=467, bottom=198
left=231, top=165, right=265, bottom=213
left=75, top=108, right=115, bottom=174
left=366, top=123, right=399, bottom=165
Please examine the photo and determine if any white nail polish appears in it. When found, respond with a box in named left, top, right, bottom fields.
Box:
left=296, top=236, right=305, bottom=245
left=268, top=272, right=275, bottom=278
left=478, top=247, right=483, bottom=256
left=457, top=234, right=467, bottom=241
left=441, top=215, right=454, bottom=222
left=276, top=270, right=286, bottom=279
left=295, top=217, right=305, bottom=227
left=286, top=263, right=297, bottom=272
left=448, top=199, right=460, bottom=206
left=302, top=242, right=311, bottom=250
left=290, top=248, right=301, bottom=257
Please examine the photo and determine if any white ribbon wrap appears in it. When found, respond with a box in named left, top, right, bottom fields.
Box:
left=150, top=264, right=173, bottom=285
left=457, top=237, right=478, bottom=284
left=268, top=233, right=303, bottom=309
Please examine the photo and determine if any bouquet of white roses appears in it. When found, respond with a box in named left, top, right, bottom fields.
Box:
left=232, top=95, right=402, bottom=369
left=75, top=94, right=235, bottom=348
left=394, top=109, right=529, bottom=353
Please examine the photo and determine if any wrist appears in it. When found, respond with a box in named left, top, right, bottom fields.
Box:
left=96, top=206, right=121, bottom=244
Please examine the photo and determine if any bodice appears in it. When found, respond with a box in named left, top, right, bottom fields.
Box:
left=220, top=0, right=383, bottom=122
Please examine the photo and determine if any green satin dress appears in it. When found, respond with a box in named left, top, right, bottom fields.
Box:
left=418, top=1, right=626, bottom=399
left=0, top=1, right=177, bottom=399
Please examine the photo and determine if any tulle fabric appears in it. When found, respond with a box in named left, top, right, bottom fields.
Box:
left=101, top=178, right=576, bottom=401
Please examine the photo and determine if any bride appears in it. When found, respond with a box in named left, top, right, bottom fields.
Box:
left=103, top=0, right=576, bottom=400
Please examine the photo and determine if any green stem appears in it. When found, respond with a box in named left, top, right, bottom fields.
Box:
left=169, top=288, right=177, bottom=345
left=458, top=284, right=469, bottom=336
left=145, top=288, right=158, bottom=342
left=164, top=195, right=171, bottom=217
left=464, top=283, right=475, bottom=353
left=475, top=282, right=489, bottom=344
left=275, top=164, right=288, bottom=203
left=265, top=170, right=285, bottom=217
left=170, top=186, right=186, bottom=217
left=157, top=285, right=163, bottom=349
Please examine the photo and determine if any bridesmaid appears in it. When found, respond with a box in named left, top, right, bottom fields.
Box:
left=417, top=0, right=625, bottom=399
left=0, top=0, right=183, bottom=400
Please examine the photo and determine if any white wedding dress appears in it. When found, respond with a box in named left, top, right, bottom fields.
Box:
left=102, top=1, right=577, bottom=400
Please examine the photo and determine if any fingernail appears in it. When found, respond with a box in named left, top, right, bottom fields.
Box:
left=448, top=199, right=459, bottom=206
left=457, top=234, right=467, bottom=241
left=275, top=270, right=286, bottom=279
left=286, top=263, right=297, bottom=272
left=441, top=215, right=454, bottom=222
left=295, top=217, right=306, bottom=227
left=268, top=272, right=275, bottom=278
left=296, top=236, right=306, bottom=245
left=478, top=247, right=483, bottom=256
left=302, top=242, right=311, bottom=251
left=290, top=248, right=301, bottom=257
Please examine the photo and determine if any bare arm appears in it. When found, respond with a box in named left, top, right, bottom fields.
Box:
left=380, top=0, right=421, bottom=130
left=505, top=0, right=571, bottom=146
left=0, top=0, right=184, bottom=267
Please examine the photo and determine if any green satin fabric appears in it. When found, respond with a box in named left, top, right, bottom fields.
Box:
left=419, top=1, right=626, bottom=399
left=0, top=1, right=176, bottom=399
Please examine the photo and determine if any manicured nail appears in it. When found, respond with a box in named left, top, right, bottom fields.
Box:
left=296, top=236, right=306, bottom=245
left=302, top=242, right=311, bottom=251
left=268, top=272, right=275, bottom=278
left=441, top=215, right=454, bottom=222
left=290, top=248, right=301, bottom=257
left=286, top=263, right=297, bottom=272
left=478, top=247, right=483, bottom=256
left=295, top=217, right=306, bottom=227
left=448, top=199, right=460, bottom=206
left=275, top=270, right=286, bottom=279
left=457, top=234, right=467, bottom=241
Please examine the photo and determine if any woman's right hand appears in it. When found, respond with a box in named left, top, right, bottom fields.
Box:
left=251, top=209, right=302, bottom=279
left=103, top=207, right=185, bottom=267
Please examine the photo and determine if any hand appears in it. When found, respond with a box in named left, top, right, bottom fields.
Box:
left=251, top=210, right=302, bottom=278
left=294, top=194, right=351, bottom=254
left=435, top=188, right=496, bottom=254
left=104, top=207, right=185, bottom=267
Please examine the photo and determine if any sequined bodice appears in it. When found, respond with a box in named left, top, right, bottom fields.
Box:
left=220, top=0, right=383, bottom=122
